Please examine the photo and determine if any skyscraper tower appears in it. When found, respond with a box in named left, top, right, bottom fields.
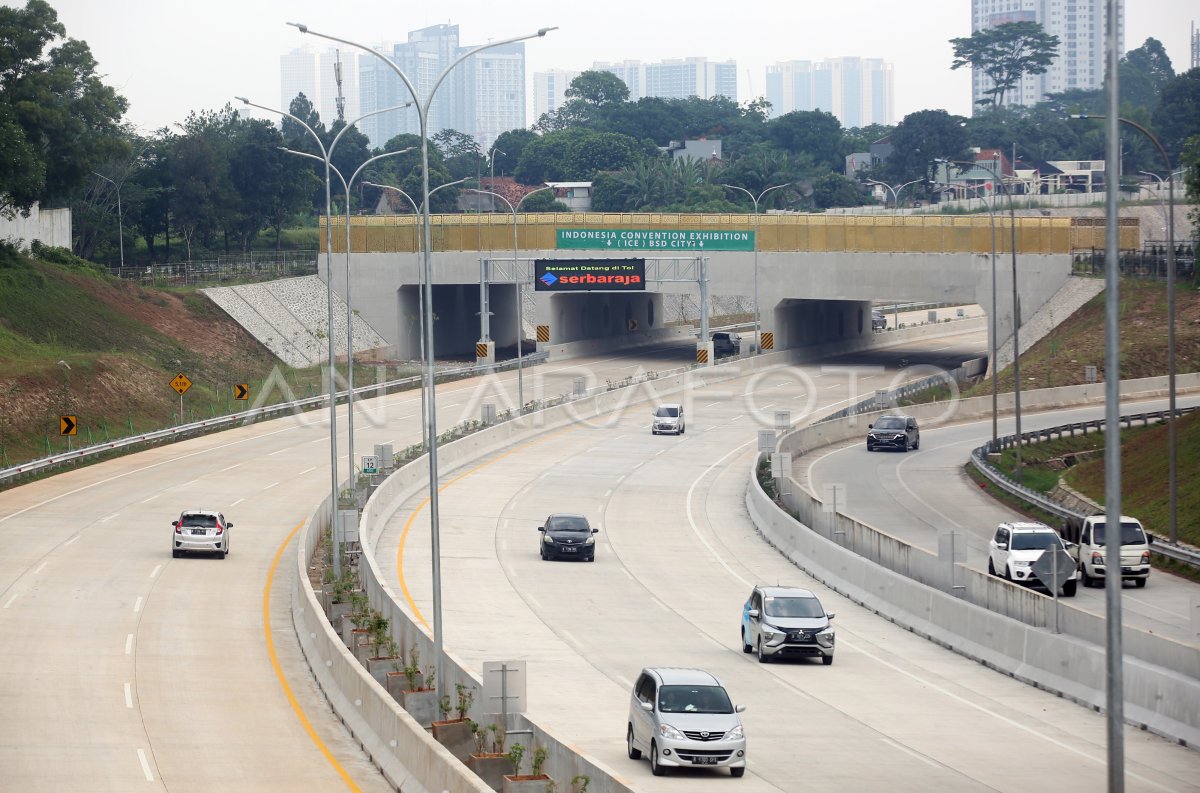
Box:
left=968, top=0, right=1124, bottom=110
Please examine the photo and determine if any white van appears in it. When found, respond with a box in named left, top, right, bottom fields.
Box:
left=1070, top=514, right=1151, bottom=588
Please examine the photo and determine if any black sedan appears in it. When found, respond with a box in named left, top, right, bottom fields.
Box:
left=538, top=513, right=599, bottom=561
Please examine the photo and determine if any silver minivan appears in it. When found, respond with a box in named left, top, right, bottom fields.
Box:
left=627, top=667, right=746, bottom=777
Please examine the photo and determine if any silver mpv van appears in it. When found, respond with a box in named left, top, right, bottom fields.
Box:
left=627, top=667, right=746, bottom=777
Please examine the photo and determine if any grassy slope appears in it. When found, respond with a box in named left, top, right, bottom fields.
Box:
left=960, top=279, right=1200, bottom=551
left=1066, top=411, right=1200, bottom=546
left=0, top=250, right=284, bottom=463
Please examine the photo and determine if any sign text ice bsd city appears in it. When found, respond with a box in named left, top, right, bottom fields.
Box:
left=534, top=259, right=646, bottom=292
left=556, top=228, right=754, bottom=251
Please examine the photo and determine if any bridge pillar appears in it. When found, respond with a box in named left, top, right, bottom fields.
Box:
left=696, top=340, right=714, bottom=367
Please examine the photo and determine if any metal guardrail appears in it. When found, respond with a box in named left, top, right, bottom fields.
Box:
left=818, top=365, right=973, bottom=424
left=970, top=406, right=1200, bottom=569
left=0, top=352, right=548, bottom=486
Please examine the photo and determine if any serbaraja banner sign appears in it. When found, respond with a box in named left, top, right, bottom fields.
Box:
left=556, top=228, right=754, bottom=251
left=534, top=259, right=646, bottom=292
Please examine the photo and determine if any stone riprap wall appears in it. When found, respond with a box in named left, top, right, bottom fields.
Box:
left=205, top=275, right=388, bottom=368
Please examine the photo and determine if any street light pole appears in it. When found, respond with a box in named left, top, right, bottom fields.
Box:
left=936, top=158, right=1018, bottom=455
left=291, top=20, right=555, bottom=708
left=1071, top=113, right=1177, bottom=544
left=865, top=178, right=924, bottom=215
left=488, top=146, right=505, bottom=187
left=468, top=185, right=553, bottom=411
left=92, top=171, right=124, bottom=268
left=1137, top=171, right=1169, bottom=242
left=236, top=95, right=342, bottom=577
left=282, top=143, right=414, bottom=484
left=720, top=184, right=788, bottom=355
left=365, top=177, right=471, bottom=452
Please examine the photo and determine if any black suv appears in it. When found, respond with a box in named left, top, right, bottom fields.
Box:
left=871, top=311, right=887, bottom=332
left=866, top=415, right=920, bottom=452
left=712, top=332, right=741, bottom=357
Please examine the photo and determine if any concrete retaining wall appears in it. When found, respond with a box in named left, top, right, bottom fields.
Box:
left=294, top=494, right=493, bottom=793
left=762, top=373, right=1200, bottom=747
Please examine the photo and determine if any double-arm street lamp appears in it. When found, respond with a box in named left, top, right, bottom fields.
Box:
left=280, top=143, right=415, bottom=484
left=236, top=96, right=411, bottom=578
left=864, top=178, right=924, bottom=215
left=468, top=185, right=553, bottom=411
left=935, top=158, right=1020, bottom=460
left=290, top=21, right=554, bottom=705
left=720, top=183, right=789, bottom=355
left=92, top=171, right=124, bottom=267
left=364, top=177, right=472, bottom=451
left=487, top=146, right=505, bottom=185
left=1070, top=113, right=1178, bottom=544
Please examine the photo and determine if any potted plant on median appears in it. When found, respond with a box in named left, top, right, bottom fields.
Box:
left=431, top=683, right=475, bottom=760
left=365, top=614, right=399, bottom=688
left=398, top=645, right=438, bottom=727
left=325, top=567, right=359, bottom=628
left=503, top=743, right=552, bottom=793
left=466, top=721, right=510, bottom=791
left=352, top=608, right=383, bottom=665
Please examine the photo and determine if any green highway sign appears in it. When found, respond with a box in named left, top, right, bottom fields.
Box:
left=556, top=228, right=754, bottom=251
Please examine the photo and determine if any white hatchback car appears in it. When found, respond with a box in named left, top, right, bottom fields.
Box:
left=651, top=404, right=685, bottom=435
left=172, top=510, right=232, bottom=559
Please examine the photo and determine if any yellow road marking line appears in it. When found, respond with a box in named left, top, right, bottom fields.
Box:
left=397, top=428, right=576, bottom=627
left=265, top=520, right=361, bottom=792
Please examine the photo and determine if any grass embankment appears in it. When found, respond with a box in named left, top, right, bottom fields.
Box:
left=897, top=277, right=1200, bottom=577
left=0, top=244, right=402, bottom=467
left=973, top=400, right=1200, bottom=583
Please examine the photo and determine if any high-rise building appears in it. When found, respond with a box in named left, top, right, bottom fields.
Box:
left=280, top=47, right=362, bottom=127
left=968, top=0, right=1123, bottom=109
left=591, top=57, right=736, bottom=102
left=285, top=24, right=527, bottom=151
left=765, top=58, right=894, bottom=127
left=532, top=68, right=582, bottom=122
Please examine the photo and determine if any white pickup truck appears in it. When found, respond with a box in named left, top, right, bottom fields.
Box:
left=1063, top=514, right=1152, bottom=588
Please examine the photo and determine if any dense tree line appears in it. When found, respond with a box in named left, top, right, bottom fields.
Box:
left=1, top=1, right=1197, bottom=266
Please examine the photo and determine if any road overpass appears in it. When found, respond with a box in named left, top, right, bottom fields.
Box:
left=320, top=212, right=1136, bottom=363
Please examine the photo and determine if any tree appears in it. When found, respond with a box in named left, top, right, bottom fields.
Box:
left=1120, top=38, right=1174, bottom=112
left=432, top=128, right=484, bottom=180
left=228, top=116, right=315, bottom=251
left=1152, top=68, right=1200, bottom=163
left=950, top=21, right=1060, bottom=108
left=0, top=0, right=128, bottom=216
left=325, top=118, right=372, bottom=211
left=125, top=132, right=174, bottom=261
left=765, top=110, right=843, bottom=171
left=169, top=108, right=239, bottom=258
left=517, top=191, right=568, bottom=212
left=811, top=173, right=869, bottom=209
left=881, top=110, right=969, bottom=187
left=489, top=129, right=537, bottom=176
left=564, top=70, right=629, bottom=107
left=841, top=124, right=894, bottom=158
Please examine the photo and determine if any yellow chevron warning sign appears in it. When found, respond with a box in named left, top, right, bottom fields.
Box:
left=696, top=348, right=709, bottom=364
left=536, top=325, right=550, bottom=343
left=760, top=331, right=774, bottom=350
left=476, top=343, right=489, bottom=358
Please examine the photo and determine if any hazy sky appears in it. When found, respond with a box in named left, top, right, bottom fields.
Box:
left=45, top=0, right=1196, bottom=134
